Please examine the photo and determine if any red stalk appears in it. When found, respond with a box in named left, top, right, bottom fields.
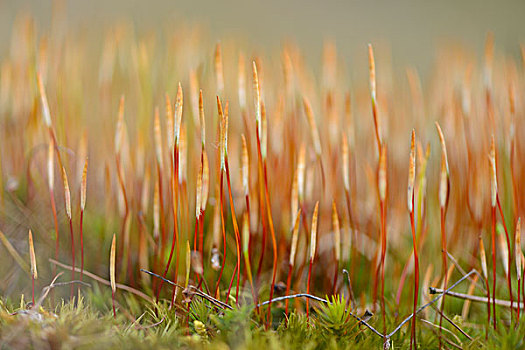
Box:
left=243, top=193, right=259, bottom=310
left=380, top=200, right=387, bottom=339
left=517, top=278, right=521, bottom=326
left=112, top=290, right=116, bottom=319
left=306, top=257, right=313, bottom=324
left=522, top=268, right=524, bottom=324
left=69, top=218, right=75, bottom=299
left=156, top=145, right=179, bottom=304
left=496, top=195, right=514, bottom=318
left=439, top=206, right=448, bottom=346
left=49, top=190, right=59, bottom=289
left=198, top=212, right=205, bottom=270
left=409, top=199, right=419, bottom=350
left=485, top=274, right=491, bottom=338
left=214, top=172, right=227, bottom=298
left=225, top=157, right=242, bottom=304
left=170, top=147, right=181, bottom=306
left=294, top=203, right=311, bottom=291
left=80, top=209, right=84, bottom=283
left=284, top=263, right=293, bottom=317
left=491, top=206, right=497, bottom=329
left=193, top=214, right=201, bottom=284
left=256, top=173, right=268, bottom=282
left=510, top=140, right=519, bottom=214
left=226, top=264, right=238, bottom=303
left=344, top=189, right=357, bottom=280
left=32, top=274, right=35, bottom=305
left=257, top=131, right=278, bottom=329
left=156, top=165, right=167, bottom=267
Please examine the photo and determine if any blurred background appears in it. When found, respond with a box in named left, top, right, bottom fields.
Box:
left=1, top=0, right=525, bottom=79
left=1, top=0, right=525, bottom=310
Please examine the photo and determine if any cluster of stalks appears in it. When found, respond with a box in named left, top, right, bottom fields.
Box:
left=2, top=14, right=525, bottom=345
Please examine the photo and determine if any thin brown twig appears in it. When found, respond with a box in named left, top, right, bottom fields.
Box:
left=428, top=302, right=473, bottom=340
left=50, top=259, right=153, bottom=303
left=141, top=269, right=232, bottom=310
left=430, top=288, right=525, bottom=309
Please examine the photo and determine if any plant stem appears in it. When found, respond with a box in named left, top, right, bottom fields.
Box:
left=285, top=263, right=293, bottom=317
left=193, top=214, right=201, bottom=284
left=496, top=195, right=514, bottom=319
left=225, top=157, right=242, bottom=305
left=380, top=200, right=387, bottom=340
left=491, top=206, right=497, bottom=329
left=80, top=209, right=84, bottom=285
left=69, top=218, right=75, bottom=299
left=344, top=189, right=357, bottom=286
left=306, top=257, right=313, bottom=325
left=215, top=171, right=226, bottom=298
left=49, top=189, right=59, bottom=303
left=485, top=275, right=491, bottom=338
left=256, top=172, right=268, bottom=283
left=439, top=206, right=447, bottom=348
left=258, top=133, right=278, bottom=329
left=517, top=278, right=521, bottom=326
left=244, top=194, right=258, bottom=306
left=199, top=212, right=205, bottom=272
left=112, top=290, right=116, bottom=318
left=410, top=207, right=419, bottom=350
left=157, top=146, right=179, bottom=303
left=156, top=164, right=166, bottom=270
left=32, top=274, right=35, bottom=305
left=171, top=148, right=181, bottom=306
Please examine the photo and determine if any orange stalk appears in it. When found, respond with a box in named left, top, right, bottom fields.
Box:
left=158, top=84, right=183, bottom=305
left=242, top=213, right=257, bottom=308
left=214, top=170, right=227, bottom=299
left=285, top=209, right=301, bottom=316
left=489, top=135, right=498, bottom=328
left=496, top=194, right=514, bottom=317
left=80, top=157, right=88, bottom=287
left=306, top=201, right=319, bottom=325
left=253, top=61, right=278, bottom=328
left=225, top=157, right=241, bottom=303
left=479, top=237, right=491, bottom=337
left=408, top=130, right=418, bottom=350
left=217, top=100, right=242, bottom=304
left=47, top=143, right=59, bottom=286
left=331, top=201, right=341, bottom=295
left=199, top=151, right=209, bottom=267
left=156, top=143, right=179, bottom=303
left=259, top=137, right=278, bottom=328
left=253, top=61, right=267, bottom=284
left=436, top=122, right=449, bottom=347
left=376, top=145, right=387, bottom=338
left=153, top=108, right=167, bottom=266
left=170, top=146, right=181, bottom=306
left=491, top=205, right=497, bottom=329
left=409, top=209, right=419, bottom=350
left=515, top=218, right=522, bottom=324
left=193, top=160, right=203, bottom=284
